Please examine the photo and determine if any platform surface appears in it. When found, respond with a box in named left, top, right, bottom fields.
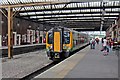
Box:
left=0, top=43, right=45, bottom=49
left=35, top=44, right=118, bottom=78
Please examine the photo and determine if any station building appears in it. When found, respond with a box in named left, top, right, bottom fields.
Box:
left=0, top=12, right=51, bottom=46
left=106, top=15, right=120, bottom=42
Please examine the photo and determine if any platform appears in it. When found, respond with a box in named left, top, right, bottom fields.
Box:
left=1, top=43, right=45, bottom=57
left=35, top=44, right=118, bottom=78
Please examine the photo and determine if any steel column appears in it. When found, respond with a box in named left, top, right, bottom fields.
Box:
left=8, top=7, right=13, bottom=59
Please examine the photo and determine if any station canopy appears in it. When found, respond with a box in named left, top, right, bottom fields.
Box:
left=0, top=0, right=120, bottom=31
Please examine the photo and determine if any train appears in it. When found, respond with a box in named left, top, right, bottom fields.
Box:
left=46, top=27, right=89, bottom=61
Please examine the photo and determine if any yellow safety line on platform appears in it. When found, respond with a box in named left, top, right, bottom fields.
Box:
left=35, top=46, right=89, bottom=78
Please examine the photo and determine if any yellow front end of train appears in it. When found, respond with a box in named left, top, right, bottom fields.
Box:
left=46, top=29, right=72, bottom=61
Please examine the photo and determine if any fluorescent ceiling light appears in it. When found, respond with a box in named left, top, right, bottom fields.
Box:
left=72, top=27, right=95, bottom=29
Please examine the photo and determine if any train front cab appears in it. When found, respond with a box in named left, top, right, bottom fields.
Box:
left=46, top=30, right=72, bottom=61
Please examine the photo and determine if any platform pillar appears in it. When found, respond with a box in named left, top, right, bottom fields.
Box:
left=8, top=7, right=13, bottom=59
left=0, top=12, right=2, bottom=47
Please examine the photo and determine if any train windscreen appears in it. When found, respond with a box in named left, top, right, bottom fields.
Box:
left=48, top=32, right=70, bottom=44
left=64, top=32, right=70, bottom=44
left=48, top=33, right=53, bottom=44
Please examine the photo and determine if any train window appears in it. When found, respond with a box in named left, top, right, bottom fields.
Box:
left=43, top=33, right=46, bottom=43
left=48, top=33, right=53, bottom=44
left=64, top=32, right=70, bottom=44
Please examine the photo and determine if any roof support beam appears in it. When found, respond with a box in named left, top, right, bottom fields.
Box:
left=47, top=21, right=112, bottom=24
left=38, top=20, right=114, bottom=23
left=8, top=7, right=13, bottom=59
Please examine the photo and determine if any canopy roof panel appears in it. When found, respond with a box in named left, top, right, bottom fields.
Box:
left=0, top=0, right=120, bottom=31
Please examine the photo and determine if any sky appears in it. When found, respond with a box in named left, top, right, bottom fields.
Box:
left=82, top=31, right=106, bottom=35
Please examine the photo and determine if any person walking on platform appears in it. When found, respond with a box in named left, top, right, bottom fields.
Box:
left=90, top=39, right=92, bottom=49
left=95, top=38, right=99, bottom=44
left=101, top=38, right=104, bottom=44
left=107, top=38, right=113, bottom=52
left=90, top=38, right=96, bottom=49
left=102, top=37, right=109, bottom=56
left=109, top=38, right=113, bottom=48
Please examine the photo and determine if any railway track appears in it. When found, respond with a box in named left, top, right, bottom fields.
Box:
left=20, top=61, right=59, bottom=80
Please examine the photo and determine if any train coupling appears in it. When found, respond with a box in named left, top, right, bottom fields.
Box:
left=55, top=53, right=60, bottom=58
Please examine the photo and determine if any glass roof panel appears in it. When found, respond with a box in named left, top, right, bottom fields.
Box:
left=46, top=21, right=61, bottom=22
left=34, top=6, right=43, bottom=10
left=20, top=13, right=28, bottom=16
left=39, top=19, right=51, bottom=21
left=67, top=3, right=73, bottom=8
left=52, top=11, right=61, bottom=13
left=36, top=12, right=44, bottom=14
left=55, top=4, right=66, bottom=8
left=44, top=15, right=53, bottom=17
left=112, top=8, right=119, bottom=11
left=61, top=10, right=71, bottom=13
left=27, top=12, right=36, bottom=15
left=44, top=11, right=52, bottom=14
left=30, top=16, right=44, bottom=18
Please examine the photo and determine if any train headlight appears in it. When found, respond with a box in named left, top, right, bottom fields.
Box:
left=47, top=46, right=53, bottom=52
left=63, top=46, right=68, bottom=49
left=50, top=46, right=53, bottom=49
left=47, top=48, right=50, bottom=51
left=66, top=49, right=69, bottom=52
left=66, top=48, right=70, bottom=52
